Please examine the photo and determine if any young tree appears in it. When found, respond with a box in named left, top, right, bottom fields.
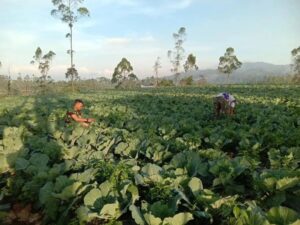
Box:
left=180, top=76, right=194, bottom=86
left=24, top=74, right=32, bottom=95
left=218, top=47, right=242, bottom=83
left=168, top=27, right=186, bottom=85
left=111, top=58, right=134, bottom=84
left=153, top=57, right=162, bottom=86
left=30, top=47, right=56, bottom=92
left=159, top=79, right=174, bottom=87
left=7, top=67, right=11, bottom=95
left=291, top=46, right=300, bottom=83
left=51, top=0, right=90, bottom=91
left=7, top=77, right=11, bottom=95
left=184, top=54, right=199, bottom=72
left=0, top=62, right=13, bottom=95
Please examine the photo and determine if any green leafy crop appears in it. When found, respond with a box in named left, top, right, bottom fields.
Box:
left=0, top=85, right=299, bottom=225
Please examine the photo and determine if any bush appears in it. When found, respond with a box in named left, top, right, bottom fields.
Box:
left=180, top=76, right=194, bottom=86
left=115, top=80, right=141, bottom=89
left=292, top=74, right=300, bottom=83
left=158, top=79, right=174, bottom=87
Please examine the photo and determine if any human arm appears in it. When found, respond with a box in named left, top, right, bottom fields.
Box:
left=69, top=113, right=95, bottom=123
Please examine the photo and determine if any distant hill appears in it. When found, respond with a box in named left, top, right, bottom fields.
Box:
left=164, top=62, right=291, bottom=84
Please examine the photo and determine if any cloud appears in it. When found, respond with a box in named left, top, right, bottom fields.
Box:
left=73, top=34, right=157, bottom=53
left=94, top=0, right=139, bottom=6
left=99, top=69, right=114, bottom=76
left=8, top=65, right=37, bottom=76
left=131, top=0, right=196, bottom=16
left=105, top=37, right=132, bottom=45
left=168, top=0, right=195, bottom=10
left=138, top=36, right=156, bottom=42
left=43, top=23, right=67, bottom=33
left=0, top=30, right=38, bottom=48
left=77, top=20, right=98, bottom=29
left=103, top=35, right=155, bottom=45
left=90, top=0, right=197, bottom=16
left=185, top=45, right=215, bottom=52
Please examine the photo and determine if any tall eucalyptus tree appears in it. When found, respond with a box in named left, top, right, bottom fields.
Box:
left=51, top=0, right=90, bottom=91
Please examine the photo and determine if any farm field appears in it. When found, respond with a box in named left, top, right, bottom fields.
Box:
left=0, top=85, right=299, bottom=225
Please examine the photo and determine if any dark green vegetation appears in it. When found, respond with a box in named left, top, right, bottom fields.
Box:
left=0, top=85, right=299, bottom=225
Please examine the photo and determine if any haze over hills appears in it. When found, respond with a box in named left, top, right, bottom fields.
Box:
left=164, top=62, right=291, bottom=84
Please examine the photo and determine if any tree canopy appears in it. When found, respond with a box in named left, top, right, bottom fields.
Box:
left=291, top=46, right=300, bottom=83
left=184, top=54, right=199, bottom=72
left=218, top=47, right=242, bottom=80
left=30, top=47, right=56, bottom=91
left=168, top=27, right=186, bottom=84
left=112, top=58, right=135, bottom=84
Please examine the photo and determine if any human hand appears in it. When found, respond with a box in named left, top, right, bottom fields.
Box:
left=87, top=118, right=95, bottom=123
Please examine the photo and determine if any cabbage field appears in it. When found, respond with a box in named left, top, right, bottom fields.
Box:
left=0, top=85, right=299, bottom=225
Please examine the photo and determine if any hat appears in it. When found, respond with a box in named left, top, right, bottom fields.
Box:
left=223, top=93, right=229, bottom=100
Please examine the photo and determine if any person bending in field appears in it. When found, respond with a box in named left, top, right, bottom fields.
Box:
left=65, top=99, right=95, bottom=127
left=213, top=92, right=236, bottom=117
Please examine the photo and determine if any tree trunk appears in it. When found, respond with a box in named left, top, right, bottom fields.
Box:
left=7, top=79, right=11, bottom=96
left=25, top=83, right=28, bottom=95
left=70, top=29, right=73, bottom=68
left=71, top=76, right=74, bottom=92
left=70, top=24, right=75, bottom=92
left=175, top=73, right=180, bottom=86
left=227, top=73, right=230, bottom=85
left=69, top=0, right=75, bottom=92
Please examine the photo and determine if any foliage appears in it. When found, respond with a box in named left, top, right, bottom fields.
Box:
left=218, top=47, right=242, bottom=81
left=168, top=27, right=186, bottom=84
left=128, top=73, right=138, bottom=81
left=153, top=57, right=162, bottom=86
left=51, top=0, right=90, bottom=91
left=116, top=80, right=141, bottom=90
left=0, top=85, right=299, bottom=225
left=158, top=79, right=174, bottom=87
left=291, top=46, right=300, bottom=83
left=112, top=58, right=136, bottom=85
left=183, top=54, right=198, bottom=72
left=30, top=47, right=56, bottom=92
left=179, top=76, right=194, bottom=86
left=51, top=0, right=90, bottom=24
left=66, top=67, right=79, bottom=81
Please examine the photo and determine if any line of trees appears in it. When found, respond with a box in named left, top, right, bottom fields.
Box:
left=150, top=27, right=298, bottom=86
left=1, top=0, right=91, bottom=94
left=1, top=5, right=300, bottom=94
left=1, top=2, right=244, bottom=90
left=152, top=27, right=242, bottom=86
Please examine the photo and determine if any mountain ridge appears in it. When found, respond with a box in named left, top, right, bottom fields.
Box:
left=163, top=62, right=291, bottom=83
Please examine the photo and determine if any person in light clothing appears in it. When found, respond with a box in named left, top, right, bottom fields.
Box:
left=214, top=92, right=236, bottom=116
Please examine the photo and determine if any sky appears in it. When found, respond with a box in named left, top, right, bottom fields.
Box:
left=0, top=0, right=299, bottom=80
